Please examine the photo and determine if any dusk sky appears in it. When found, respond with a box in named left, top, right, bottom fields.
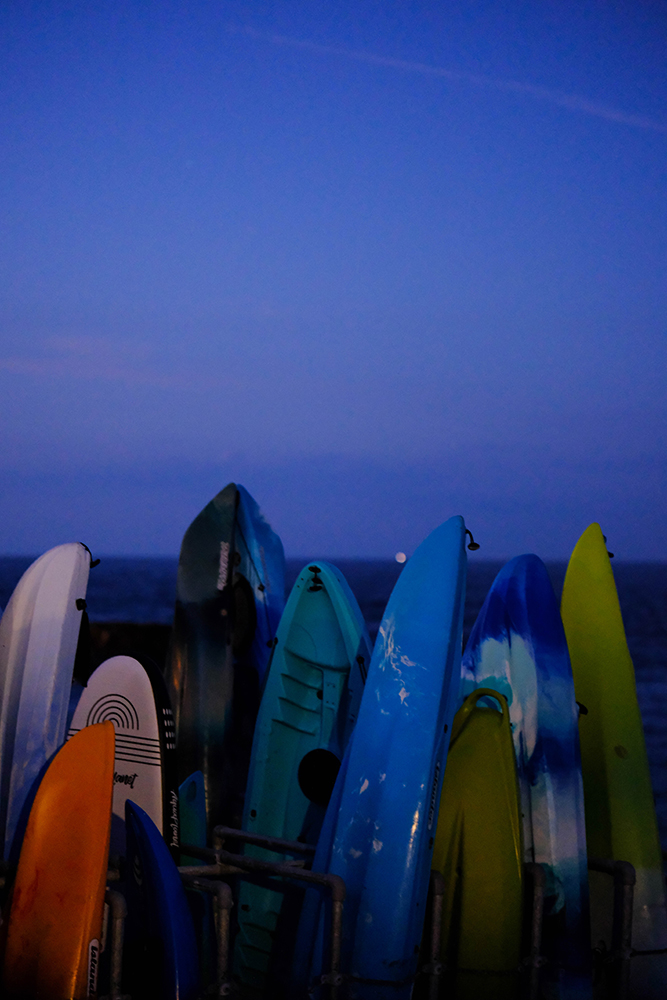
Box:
left=1, top=1, right=666, bottom=560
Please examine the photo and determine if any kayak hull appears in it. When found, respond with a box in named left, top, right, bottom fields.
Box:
left=166, top=484, right=285, bottom=832
left=2, top=722, right=114, bottom=1000
left=0, top=542, right=91, bottom=861
left=432, top=688, right=523, bottom=998
left=236, top=561, right=371, bottom=993
left=299, top=516, right=467, bottom=997
left=461, top=554, right=591, bottom=997
left=561, top=523, right=667, bottom=996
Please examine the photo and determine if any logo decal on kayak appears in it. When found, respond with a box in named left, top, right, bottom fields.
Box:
left=427, top=762, right=440, bottom=830
left=88, top=939, right=100, bottom=995
left=114, top=771, right=138, bottom=789
left=218, top=542, right=230, bottom=590
left=170, top=789, right=179, bottom=847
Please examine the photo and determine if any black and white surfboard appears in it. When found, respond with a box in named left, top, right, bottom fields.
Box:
left=69, top=654, right=179, bottom=862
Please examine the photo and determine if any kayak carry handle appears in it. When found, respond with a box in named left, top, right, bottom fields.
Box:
left=451, top=687, right=510, bottom=743
left=465, top=529, right=480, bottom=551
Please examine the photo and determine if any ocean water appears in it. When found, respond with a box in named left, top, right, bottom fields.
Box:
left=1, top=554, right=666, bottom=848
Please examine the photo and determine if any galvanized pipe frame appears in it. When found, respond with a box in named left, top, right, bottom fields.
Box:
left=179, top=841, right=346, bottom=999
left=588, top=856, right=636, bottom=1000
left=213, top=824, right=317, bottom=857
left=101, top=888, right=128, bottom=1000
left=424, top=870, right=445, bottom=1000
left=180, top=874, right=234, bottom=997
left=524, top=861, right=546, bottom=1000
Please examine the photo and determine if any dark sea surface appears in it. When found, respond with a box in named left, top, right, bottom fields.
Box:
left=1, top=555, right=666, bottom=847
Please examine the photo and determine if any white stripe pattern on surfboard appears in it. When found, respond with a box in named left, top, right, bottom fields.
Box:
left=68, top=728, right=161, bottom=766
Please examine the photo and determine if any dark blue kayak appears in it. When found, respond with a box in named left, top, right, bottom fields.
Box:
left=178, top=771, right=215, bottom=986
left=124, top=801, right=200, bottom=1000
left=166, top=483, right=285, bottom=832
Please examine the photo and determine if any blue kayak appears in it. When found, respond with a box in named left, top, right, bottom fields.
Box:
left=296, top=516, right=467, bottom=998
left=178, top=771, right=215, bottom=985
left=179, top=770, right=207, bottom=866
left=460, top=554, right=591, bottom=998
left=124, top=801, right=200, bottom=1000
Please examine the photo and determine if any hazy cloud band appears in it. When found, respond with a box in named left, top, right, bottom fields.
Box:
left=230, top=24, right=667, bottom=135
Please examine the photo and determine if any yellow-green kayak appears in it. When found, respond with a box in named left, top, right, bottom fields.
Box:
left=561, top=523, right=667, bottom=997
left=432, top=688, right=523, bottom=999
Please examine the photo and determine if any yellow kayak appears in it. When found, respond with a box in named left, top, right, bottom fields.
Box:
left=561, top=523, right=667, bottom=996
left=2, top=722, right=115, bottom=1000
left=432, top=688, right=523, bottom=999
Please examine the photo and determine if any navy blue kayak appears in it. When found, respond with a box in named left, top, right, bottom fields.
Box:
left=295, top=516, right=467, bottom=998
left=124, top=801, right=200, bottom=1000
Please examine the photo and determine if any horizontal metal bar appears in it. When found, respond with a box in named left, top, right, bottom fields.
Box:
left=212, top=825, right=317, bottom=857
left=588, top=857, right=636, bottom=885
left=181, top=844, right=346, bottom=901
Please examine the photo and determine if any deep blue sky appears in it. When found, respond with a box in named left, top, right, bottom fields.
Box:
left=1, top=1, right=666, bottom=559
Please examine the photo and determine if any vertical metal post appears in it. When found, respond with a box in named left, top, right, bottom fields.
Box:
left=588, top=856, right=636, bottom=1000
left=214, top=881, right=233, bottom=991
left=324, top=877, right=346, bottom=1000
left=427, top=870, right=445, bottom=1000
left=611, top=861, right=635, bottom=1000
left=104, top=888, right=127, bottom=1000
left=524, top=862, right=545, bottom=1000
left=182, top=876, right=233, bottom=996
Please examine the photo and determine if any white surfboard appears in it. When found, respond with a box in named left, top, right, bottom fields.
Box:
left=0, top=542, right=91, bottom=861
left=69, top=654, right=179, bottom=861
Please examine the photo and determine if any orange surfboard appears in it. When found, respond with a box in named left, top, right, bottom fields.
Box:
left=2, top=722, right=114, bottom=999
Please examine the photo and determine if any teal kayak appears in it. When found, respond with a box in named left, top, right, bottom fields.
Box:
left=234, top=561, right=371, bottom=995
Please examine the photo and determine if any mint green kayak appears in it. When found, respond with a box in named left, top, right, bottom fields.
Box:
left=234, top=561, right=372, bottom=995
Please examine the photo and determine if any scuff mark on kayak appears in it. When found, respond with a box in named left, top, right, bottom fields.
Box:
left=359, top=778, right=369, bottom=794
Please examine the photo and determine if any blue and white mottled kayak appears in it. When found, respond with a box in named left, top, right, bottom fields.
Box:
left=460, top=554, right=591, bottom=998
left=0, top=542, right=92, bottom=862
left=297, top=516, right=467, bottom=998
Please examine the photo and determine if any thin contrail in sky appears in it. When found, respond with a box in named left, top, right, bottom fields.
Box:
left=229, top=24, right=667, bottom=135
